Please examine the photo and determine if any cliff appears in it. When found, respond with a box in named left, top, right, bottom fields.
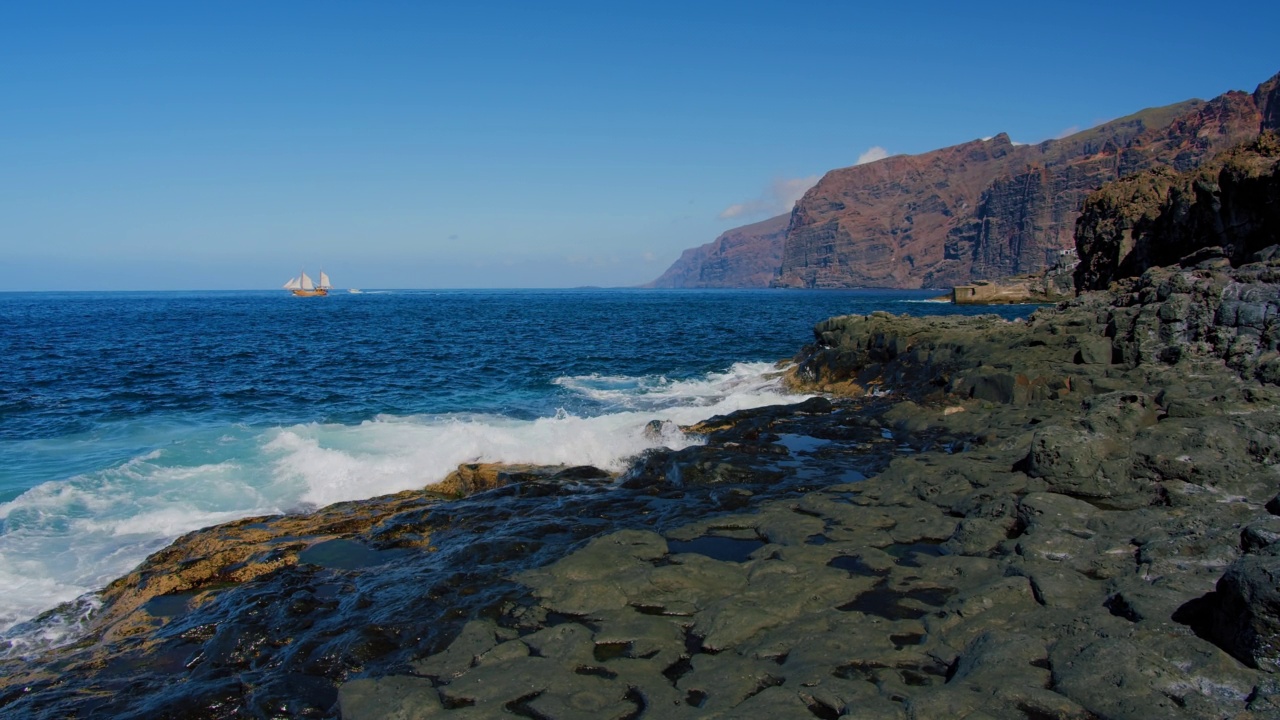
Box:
left=773, top=76, right=1275, bottom=289
left=648, top=73, right=1280, bottom=292
left=644, top=213, right=789, bottom=288
left=1074, top=132, right=1280, bottom=290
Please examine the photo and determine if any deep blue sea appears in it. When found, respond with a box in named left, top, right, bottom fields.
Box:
left=0, top=288, right=1033, bottom=654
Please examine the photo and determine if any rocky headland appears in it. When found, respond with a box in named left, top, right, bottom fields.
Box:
left=5, top=144, right=1280, bottom=720
left=644, top=214, right=790, bottom=289
left=1075, top=131, right=1280, bottom=291
left=651, top=72, right=1279, bottom=290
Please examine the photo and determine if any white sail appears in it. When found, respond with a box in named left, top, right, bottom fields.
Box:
left=283, top=276, right=302, bottom=289
left=318, top=271, right=331, bottom=288
left=301, top=272, right=315, bottom=290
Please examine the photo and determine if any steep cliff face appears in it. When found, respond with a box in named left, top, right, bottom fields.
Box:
left=649, top=72, right=1280, bottom=291
left=776, top=135, right=1019, bottom=289
left=644, top=213, right=789, bottom=288
left=773, top=73, right=1277, bottom=289
left=1074, top=132, right=1280, bottom=291
left=1256, top=73, right=1280, bottom=132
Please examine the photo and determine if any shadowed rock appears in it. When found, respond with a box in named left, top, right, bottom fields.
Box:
left=1209, top=553, right=1280, bottom=673
left=1076, top=132, right=1280, bottom=291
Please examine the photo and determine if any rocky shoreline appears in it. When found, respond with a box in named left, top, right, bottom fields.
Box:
left=337, top=251, right=1280, bottom=719
left=4, top=136, right=1280, bottom=719
left=5, top=248, right=1279, bottom=718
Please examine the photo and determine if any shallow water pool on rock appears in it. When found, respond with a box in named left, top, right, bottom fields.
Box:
left=297, top=539, right=409, bottom=570
left=666, top=535, right=766, bottom=563
left=774, top=433, right=832, bottom=454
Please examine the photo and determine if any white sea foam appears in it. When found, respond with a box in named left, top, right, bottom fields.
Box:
left=0, top=362, right=806, bottom=654
left=554, top=361, right=790, bottom=410
left=0, top=453, right=288, bottom=654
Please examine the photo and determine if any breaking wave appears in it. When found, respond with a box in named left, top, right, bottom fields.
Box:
left=0, top=362, right=802, bottom=655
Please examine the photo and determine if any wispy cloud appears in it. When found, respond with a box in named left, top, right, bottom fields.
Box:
left=719, top=176, right=819, bottom=220
left=1054, top=125, right=1081, bottom=139
left=855, top=146, right=889, bottom=165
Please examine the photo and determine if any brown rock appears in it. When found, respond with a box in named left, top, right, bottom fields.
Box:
left=429, top=462, right=559, bottom=497
left=951, top=269, right=1075, bottom=305
left=92, top=488, right=440, bottom=643
left=645, top=213, right=789, bottom=288
left=650, top=73, right=1279, bottom=292
left=1074, top=131, right=1280, bottom=291
left=776, top=80, right=1270, bottom=290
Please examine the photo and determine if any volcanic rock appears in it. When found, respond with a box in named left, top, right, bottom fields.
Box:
left=338, top=249, right=1280, bottom=719
left=1074, top=131, right=1280, bottom=290
left=1208, top=552, right=1280, bottom=672
left=775, top=78, right=1272, bottom=289
left=651, top=72, right=1279, bottom=292
left=644, top=213, right=789, bottom=288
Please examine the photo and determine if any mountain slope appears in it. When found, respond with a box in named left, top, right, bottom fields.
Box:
left=647, top=71, right=1280, bottom=289
left=1074, top=131, right=1280, bottom=291
left=644, top=213, right=789, bottom=288
left=776, top=82, right=1270, bottom=288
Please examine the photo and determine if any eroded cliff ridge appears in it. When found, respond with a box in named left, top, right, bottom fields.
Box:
left=645, top=213, right=789, bottom=288
left=1075, top=131, right=1280, bottom=290
left=650, top=72, right=1279, bottom=290
left=774, top=76, right=1277, bottom=289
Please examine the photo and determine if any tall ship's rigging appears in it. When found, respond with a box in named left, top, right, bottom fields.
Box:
left=283, top=270, right=331, bottom=297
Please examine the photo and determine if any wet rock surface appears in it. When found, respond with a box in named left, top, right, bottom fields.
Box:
left=7, top=252, right=1280, bottom=717
left=331, top=256, right=1280, bottom=718
left=0, top=396, right=913, bottom=719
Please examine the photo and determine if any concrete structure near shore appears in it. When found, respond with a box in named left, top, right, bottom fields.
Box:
left=951, top=278, right=1057, bottom=305
left=953, top=252, right=1077, bottom=305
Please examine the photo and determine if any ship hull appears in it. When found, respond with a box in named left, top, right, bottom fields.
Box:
left=290, top=289, right=328, bottom=297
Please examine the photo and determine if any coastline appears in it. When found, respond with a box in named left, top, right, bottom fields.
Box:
left=4, top=255, right=1280, bottom=717
left=340, top=256, right=1280, bottom=719
left=7, top=288, right=1001, bottom=645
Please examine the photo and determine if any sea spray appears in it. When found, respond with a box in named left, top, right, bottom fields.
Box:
left=0, top=288, right=1033, bottom=658
left=0, top=362, right=801, bottom=645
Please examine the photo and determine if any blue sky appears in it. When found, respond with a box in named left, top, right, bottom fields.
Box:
left=1, top=1, right=1277, bottom=290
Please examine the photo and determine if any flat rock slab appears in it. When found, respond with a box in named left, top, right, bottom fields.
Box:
left=344, top=260, right=1280, bottom=719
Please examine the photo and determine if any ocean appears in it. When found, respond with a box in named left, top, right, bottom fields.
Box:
left=0, top=288, right=1034, bottom=656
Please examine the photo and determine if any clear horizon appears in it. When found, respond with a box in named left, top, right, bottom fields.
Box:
left=2, top=1, right=1278, bottom=291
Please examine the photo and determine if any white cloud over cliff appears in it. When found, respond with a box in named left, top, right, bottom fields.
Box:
left=855, top=146, right=889, bottom=165
left=719, top=175, right=819, bottom=220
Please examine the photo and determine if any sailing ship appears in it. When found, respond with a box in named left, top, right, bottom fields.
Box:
left=283, top=270, right=332, bottom=297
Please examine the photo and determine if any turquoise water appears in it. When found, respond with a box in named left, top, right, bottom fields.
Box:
left=0, top=288, right=1032, bottom=647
